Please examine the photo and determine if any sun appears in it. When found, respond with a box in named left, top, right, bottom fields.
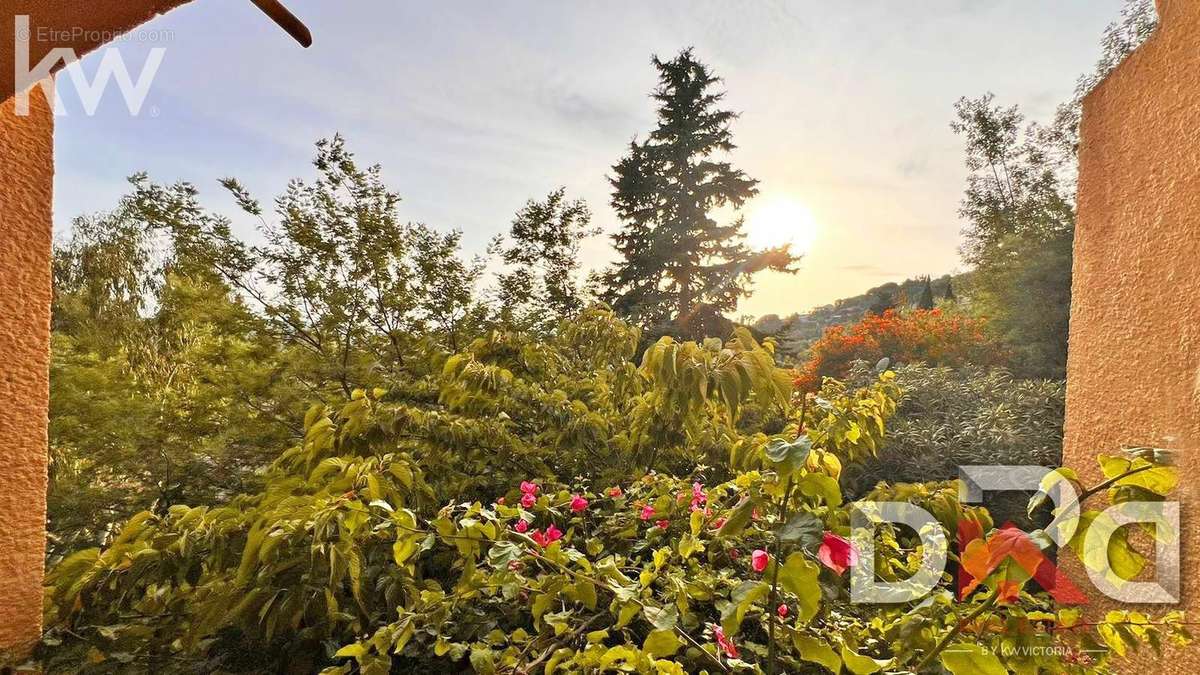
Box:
left=743, top=197, right=819, bottom=254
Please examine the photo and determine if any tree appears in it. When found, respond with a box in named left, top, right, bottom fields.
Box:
left=49, top=204, right=300, bottom=559
left=491, top=188, right=598, bottom=333
left=916, top=276, right=936, bottom=310
left=133, top=136, right=487, bottom=393
left=952, top=0, right=1157, bottom=379
left=599, top=49, right=799, bottom=333
left=951, top=94, right=1074, bottom=379
left=943, top=277, right=956, bottom=302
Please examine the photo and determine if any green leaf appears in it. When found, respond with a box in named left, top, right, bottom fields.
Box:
left=1098, top=455, right=1178, bottom=496
left=643, top=603, right=679, bottom=631
left=392, top=537, right=419, bottom=567
left=643, top=630, right=681, bottom=657
left=469, top=645, right=497, bottom=674
left=763, top=436, right=812, bottom=475
left=794, top=635, right=841, bottom=672
left=721, top=580, right=768, bottom=635
left=334, top=642, right=368, bottom=660
left=840, top=645, right=888, bottom=674
left=716, top=497, right=757, bottom=538
left=775, top=511, right=823, bottom=548
left=777, top=553, right=821, bottom=623
left=939, top=643, right=1006, bottom=675
left=798, top=473, right=842, bottom=507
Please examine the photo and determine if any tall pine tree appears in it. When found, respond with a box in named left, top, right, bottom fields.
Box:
left=599, top=49, right=798, bottom=334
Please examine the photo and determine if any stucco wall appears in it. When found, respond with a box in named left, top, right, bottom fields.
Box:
left=0, top=84, right=53, bottom=667
left=1065, top=0, right=1200, bottom=671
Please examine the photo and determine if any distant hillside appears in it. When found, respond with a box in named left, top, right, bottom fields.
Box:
left=753, top=273, right=965, bottom=360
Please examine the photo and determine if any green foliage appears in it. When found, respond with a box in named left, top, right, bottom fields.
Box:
left=839, top=363, right=1064, bottom=500
left=491, top=188, right=599, bottom=334
left=45, top=315, right=1186, bottom=674
left=598, top=49, right=799, bottom=331
left=952, top=93, right=1074, bottom=380
left=50, top=208, right=301, bottom=559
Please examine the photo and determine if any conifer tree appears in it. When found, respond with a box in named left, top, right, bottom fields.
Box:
left=599, top=49, right=799, bottom=332
left=917, top=276, right=936, bottom=310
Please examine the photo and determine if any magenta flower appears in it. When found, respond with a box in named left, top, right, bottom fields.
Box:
left=521, top=492, right=537, bottom=508
left=640, top=504, right=656, bottom=520
left=514, top=519, right=529, bottom=533
left=655, top=519, right=670, bottom=530
left=712, top=625, right=739, bottom=659
left=520, top=481, right=539, bottom=495
left=751, top=549, right=770, bottom=573
left=817, top=531, right=859, bottom=576
left=569, top=494, right=589, bottom=513
left=544, top=523, right=563, bottom=543
left=777, top=603, right=789, bottom=618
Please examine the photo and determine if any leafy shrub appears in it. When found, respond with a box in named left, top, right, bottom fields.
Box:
left=839, top=363, right=1064, bottom=499
left=41, top=317, right=1188, bottom=673
left=793, top=309, right=1002, bottom=393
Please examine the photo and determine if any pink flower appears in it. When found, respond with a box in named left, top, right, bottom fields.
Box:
left=496, top=496, right=506, bottom=505
left=777, top=604, right=789, bottom=618
left=515, top=519, right=529, bottom=533
left=711, top=517, right=727, bottom=530
left=728, top=548, right=740, bottom=560
left=751, top=549, right=770, bottom=573
left=817, top=531, right=859, bottom=576
left=656, top=519, right=670, bottom=530
left=569, top=494, right=589, bottom=513
left=712, top=625, right=739, bottom=659
left=521, top=492, right=537, bottom=508
left=640, top=505, right=656, bottom=521
left=608, top=486, right=623, bottom=498
left=690, top=482, right=707, bottom=509
left=520, top=481, right=539, bottom=495
left=530, top=526, right=561, bottom=548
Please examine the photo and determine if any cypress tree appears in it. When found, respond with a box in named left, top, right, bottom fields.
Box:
left=600, top=49, right=799, bottom=331
left=917, top=276, right=936, bottom=310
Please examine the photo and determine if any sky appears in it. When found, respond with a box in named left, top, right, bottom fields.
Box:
left=51, top=0, right=1129, bottom=319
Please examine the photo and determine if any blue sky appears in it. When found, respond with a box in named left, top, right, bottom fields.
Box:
left=52, top=0, right=1128, bottom=318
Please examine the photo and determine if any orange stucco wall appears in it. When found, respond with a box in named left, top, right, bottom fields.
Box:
left=0, top=1, right=192, bottom=665
left=0, top=82, right=53, bottom=668
left=1065, top=0, right=1200, bottom=671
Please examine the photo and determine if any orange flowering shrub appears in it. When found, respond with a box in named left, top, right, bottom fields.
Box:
left=794, top=309, right=1001, bottom=392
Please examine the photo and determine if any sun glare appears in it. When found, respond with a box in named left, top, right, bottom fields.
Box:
left=744, top=197, right=819, bottom=254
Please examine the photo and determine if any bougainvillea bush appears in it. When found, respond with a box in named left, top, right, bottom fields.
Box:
left=42, top=311, right=1188, bottom=673
left=793, top=308, right=1002, bottom=393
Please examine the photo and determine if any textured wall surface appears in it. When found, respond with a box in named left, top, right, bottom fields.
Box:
left=1066, top=0, right=1199, bottom=671
left=0, top=1, right=193, bottom=665
left=0, top=85, right=53, bottom=667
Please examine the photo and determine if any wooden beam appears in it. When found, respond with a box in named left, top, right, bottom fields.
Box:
left=249, top=0, right=312, bottom=48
